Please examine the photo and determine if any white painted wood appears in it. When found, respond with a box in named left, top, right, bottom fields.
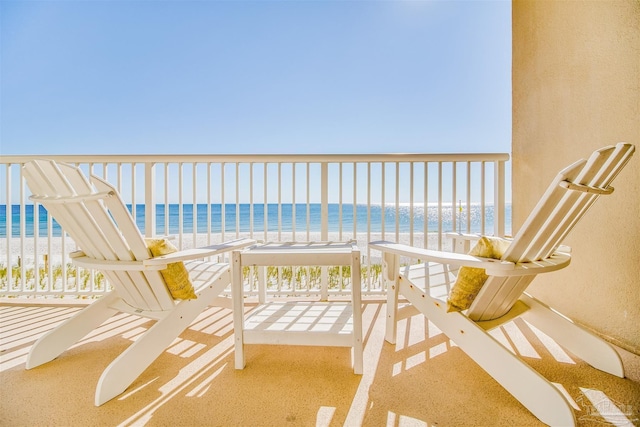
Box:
left=504, top=143, right=635, bottom=263
left=232, top=250, right=246, bottom=370
left=242, top=250, right=356, bottom=267
left=521, top=293, right=624, bottom=377
left=144, top=162, right=155, bottom=238
left=369, top=240, right=518, bottom=273
left=22, top=159, right=256, bottom=406
left=397, top=276, right=576, bottom=427
left=258, top=266, right=267, bottom=304
left=350, top=246, right=364, bottom=374
left=321, top=163, right=329, bottom=242
left=495, top=159, right=506, bottom=238
left=232, top=241, right=363, bottom=374
left=26, top=292, right=120, bottom=369
left=369, top=143, right=635, bottom=426
left=70, top=256, right=162, bottom=271
left=95, top=267, right=232, bottom=406
left=142, top=238, right=256, bottom=266
left=384, top=253, right=400, bottom=345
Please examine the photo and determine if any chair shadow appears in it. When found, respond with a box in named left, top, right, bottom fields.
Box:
left=360, top=303, right=640, bottom=427
left=1, top=303, right=363, bottom=427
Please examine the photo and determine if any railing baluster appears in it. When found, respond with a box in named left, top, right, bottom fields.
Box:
left=291, top=163, right=295, bottom=241
left=178, top=163, right=184, bottom=248
left=481, top=161, right=486, bottom=236
left=3, top=165, right=11, bottom=291
left=163, top=163, right=169, bottom=237
left=466, top=162, right=471, bottom=233
left=277, top=163, right=282, bottom=242
left=263, top=163, right=268, bottom=244
left=495, top=159, right=506, bottom=237
left=338, top=163, right=343, bottom=242
left=409, top=162, right=414, bottom=247
left=395, top=162, right=400, bottom=242
left=437, top=162, right=443, bottom=250
left=320, top=162, right=328, bottom=242
left=207, top=163, right=212, bottom=245
left=130, top=163, right=136, bottom=231
left=353, top=162, right=357, bottom=239
left=235, top=163, right=240, bottom=240
left=145, top=162, right=155, bottom=238
left=424, top=161, right=428, bottom=249
left=381, top=162, right=385, bottom=240
left=192, top=163, right=198, bottom=245
left=249, top=162, right=254, bottom=240
left=452, top=161, right=457, bottom=236
left=18, top=170, right=26, bottom=291
left=366, top=162, right=372, bottom=292
left=306, top=163, right=310, bottom=242
left=220, top=162, right=225, bottom=243
left=320, top=162, right=329, bottom=300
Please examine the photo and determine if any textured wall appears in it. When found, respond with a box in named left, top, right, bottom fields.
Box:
left=512, top=0, right=640, bottom=353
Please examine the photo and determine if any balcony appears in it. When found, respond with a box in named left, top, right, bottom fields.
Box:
left=1, top=153, right=639, bottom=426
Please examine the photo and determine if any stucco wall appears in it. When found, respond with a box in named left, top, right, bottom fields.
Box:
left=512, top=0, right=640, bottom=353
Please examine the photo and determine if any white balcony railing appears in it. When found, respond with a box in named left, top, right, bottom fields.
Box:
left=0, top=153, right=510, bottom=299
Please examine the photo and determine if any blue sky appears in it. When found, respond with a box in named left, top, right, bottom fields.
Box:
left=1, top=0, right=511, bottom=156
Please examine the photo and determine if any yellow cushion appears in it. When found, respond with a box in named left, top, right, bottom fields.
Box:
left=446, top=236, right=511, bottom=313
left=145, top=238, right=197, bottom=300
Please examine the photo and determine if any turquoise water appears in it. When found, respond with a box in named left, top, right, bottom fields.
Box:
left=0, top=203, right=512, bottom=238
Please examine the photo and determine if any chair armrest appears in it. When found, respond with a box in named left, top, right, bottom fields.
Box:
left=369, top=240, right=571, bottom=277
left=443, top=233, right=570, bottom=254
left=369, top=240, right=515, bottom=272
left=70, top=238, right=257, bottom=271
left=70, top=251, right=161, bottom=271
left=143, top=237, right=257, bottom=266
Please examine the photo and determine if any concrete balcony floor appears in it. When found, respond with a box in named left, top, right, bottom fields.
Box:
left=1, top=298, right=639, bottom=427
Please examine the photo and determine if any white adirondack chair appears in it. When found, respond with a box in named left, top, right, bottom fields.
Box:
left=369, top=143, right=634, bottom=427
left=22, top=159, right=255, bottom=406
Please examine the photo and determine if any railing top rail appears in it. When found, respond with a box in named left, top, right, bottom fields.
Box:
left=1, top=152, right=509, bottom=165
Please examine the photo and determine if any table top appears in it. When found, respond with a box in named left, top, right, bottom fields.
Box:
left=238, top=240, right=360, bottom=266
left=246, top=240, right=358, bottom=254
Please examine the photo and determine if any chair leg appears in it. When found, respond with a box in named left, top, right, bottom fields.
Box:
left=94, top=272, right=231, bottom=406
left=400, top=278, right=577, bottom=427
left=383, top=253, right=399, bottom=345
left=231, top=250, right=245, bottom=370
left=521, top=293, right=624, bottom=377
left=385, top=279, right=400, bottom=345
left=26, top=292, right=120, bottom=369
left=351, top=250, right=364, bottom=375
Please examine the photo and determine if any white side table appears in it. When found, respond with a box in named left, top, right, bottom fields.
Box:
left=231, top=241, right=363, bottom=374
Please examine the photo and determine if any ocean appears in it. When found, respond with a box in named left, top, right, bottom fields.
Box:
left=0, top=203, right=512, bottom=238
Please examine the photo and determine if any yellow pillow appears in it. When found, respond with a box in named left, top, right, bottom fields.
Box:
left=145, top=238, right=197, bottom=300
left=446, top=236, right=510, bottom=313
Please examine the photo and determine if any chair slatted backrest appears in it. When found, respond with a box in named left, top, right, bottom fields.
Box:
left=23, top=160, right=175, bottom=311
left=503, top=143, right=635, bottom=263
left=467, top=143, right=634, bottom=322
